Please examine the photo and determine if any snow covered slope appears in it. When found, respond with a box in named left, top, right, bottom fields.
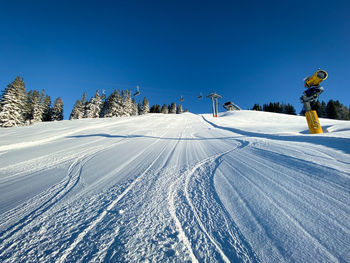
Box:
left=0, top=111, right=349, bottom=262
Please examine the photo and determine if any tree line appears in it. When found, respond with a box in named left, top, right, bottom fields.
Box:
left=252, top=100, right=350, bottom=120
left=306, top=100, right=350, bottom=120
left=0, top=76, right=63, bottom=128
left=70, top=90, right=184, bottom=120
left=251, top=102, right=297, bottom=115
left=0, top=76, right=185, bottom=128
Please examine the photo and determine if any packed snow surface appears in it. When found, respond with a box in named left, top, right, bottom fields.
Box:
left=0, top=111, right=349, bottom=262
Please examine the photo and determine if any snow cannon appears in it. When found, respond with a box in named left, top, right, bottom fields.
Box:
left=304, top=69, right=328, bottom=88
left=301, top=69, right=328, bottom=134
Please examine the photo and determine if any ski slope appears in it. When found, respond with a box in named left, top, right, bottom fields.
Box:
left=0, top=111, right=349, bottom=262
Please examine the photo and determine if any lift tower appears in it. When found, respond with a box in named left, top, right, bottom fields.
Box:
left=207, top=92, right=222, bottom=117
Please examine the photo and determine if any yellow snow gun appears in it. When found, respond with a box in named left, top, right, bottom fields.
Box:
left=304, top=69, right=328, bottom=88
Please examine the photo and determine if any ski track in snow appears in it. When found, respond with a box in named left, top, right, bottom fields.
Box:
left=0, top=112, right=349, bottom=262
left=0, top=136, right=131, bottom=257
left=57, top=127, right=172, bottom=263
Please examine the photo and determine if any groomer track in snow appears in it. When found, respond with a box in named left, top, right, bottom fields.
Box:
left=0, top=111, right=349, bottom=262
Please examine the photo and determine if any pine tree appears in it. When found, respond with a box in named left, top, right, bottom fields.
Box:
left=326, top=100, right=339, bottom=119
left=252, top=104, right=262, bottom=111
left=137, top=101, right=142, bottom=115
left=121, top=89, right=133, bottom=116
left=131, top=98, right=138, bottom=116
left=102, top=89, right=124, bottom=117
left=169, top=102, right=176, bottom=114
left=51, top=97, right=64, bottom=121
left=283, top=103, right=296, bottom=115
left=70, top=93, right=86, bottom=119
left=142, top=97, right=149, bottom=115
left=0, top=76, right=27, bottom=127
left=42, top=94, right=52, bottom=121
left=84, top=90, right=103, bottom=118
left=176, top=104, right=182, bottom=114
left=30, top=90, right=43, bottom=123
left=161, top=104, right=168, bottom=114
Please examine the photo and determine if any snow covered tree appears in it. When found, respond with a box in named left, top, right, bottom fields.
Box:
left=121, top=90, right=133, bottom=116
left=131, top=98, right=138, bottom=116
left=169, top=102, right=176, bottom=114
left=176, top=104, right=182, bottom=114
left=70, top=92, right=86, bottom=120
left=141, top=97, right=149, bottom=115
left=84, top=90, right=104, bottom=118
left=42, top=94, right=52, bottom=121
left=26, top=89, right=47, bottom=123
left=102, top=89, right=123, bottom=117
left=150, top=104, right=161, bottom=113
left=161, top=104, right=168, bottom=114
left=137, top=101, right=142, bottom=115
left=30, top=90, right=42, bottom=122
left=70, top=99, right=83, bottom=120
left=51, top=97, right=64, bottom=121
left=0, top=76, right=27, bottom=127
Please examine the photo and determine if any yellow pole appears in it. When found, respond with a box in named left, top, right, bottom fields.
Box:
left=305, top=110, right=323, bottom=134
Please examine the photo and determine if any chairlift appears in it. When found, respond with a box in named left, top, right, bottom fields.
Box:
left=197, top=92, right=203, bottom=100
left=133, top=86, right=141, bottom=97
left=180, top=95, right=184, bottom=102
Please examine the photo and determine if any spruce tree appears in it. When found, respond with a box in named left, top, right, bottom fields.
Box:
left=84, top=90, right=103, bottom=118
left=137, top=101, right=142, bottom=115
left=42, top=94, right=52, bottom=121
left=70, top=93, right=86, bottom=119
left=252, top=104, right=262, bottom=111
left=326, top=100, right=339, bottom=119
left=51, top=97, right=64, bottom=121
left=0, top=76, right=27, bottom=127
left=169, top=102, right=176, bottom=114
left=142, top=97, right=149, bottom=115
left=131, top=98, right=138, bottom=116
left=161, top=104, right=168, bottom=114
left=30, top=90, right=43, bottom=123
left=176, top=104, right=182, bottom=114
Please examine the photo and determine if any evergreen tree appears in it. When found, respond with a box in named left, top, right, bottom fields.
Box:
left=42, top=94, right=52, bottom=121
left=0, top=76, right=27, bottom=127
left=137, top=101, right=142, bottom=115
left=70, top=99, right=83, bottom=120
left=142, top=97, right=149, bottom=115
left=51, top=97, right=64, bottom=121
left=131, top=98, right=138, bottom=116
left=84, top=90, right=103, bottom=118
left=282, top=103, right=296, bottom=115
left=169, top=102, right=176, bottom=114
left=252, top=104, right=262, bottom=111
left=326, top=100, right=339, bottom=119
left=102, top=89, right=123, bottom=117
left=161, top=104, right=168, bottom=114
left=121, top=89, right=133, bottom=116
left=176, top=104, right=182, bottom=114
left=30, top=90, right=43, bottom=123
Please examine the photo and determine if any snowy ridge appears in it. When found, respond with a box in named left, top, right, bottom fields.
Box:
left=0, top=111, right=349, bottom=262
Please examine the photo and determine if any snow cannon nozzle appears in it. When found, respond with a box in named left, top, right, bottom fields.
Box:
left=304, top=69, right=328, bottom=88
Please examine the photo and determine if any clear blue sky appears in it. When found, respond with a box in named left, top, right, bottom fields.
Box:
left=0, top=0, right=349, bottom=118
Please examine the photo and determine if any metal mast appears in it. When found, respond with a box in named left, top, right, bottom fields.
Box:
left=207, top=92, right=222, bottom=117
